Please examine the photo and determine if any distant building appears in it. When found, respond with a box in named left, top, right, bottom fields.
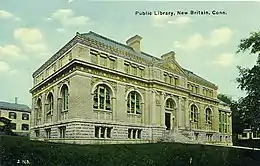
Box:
left=0, top=98, right=31, bottom=136
left=30, top=31, right=232, bottom=145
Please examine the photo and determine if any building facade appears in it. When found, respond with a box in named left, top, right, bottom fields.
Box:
left=29, top=31, right=232, bottom=145
left=0, top=99, right=31, bottom=136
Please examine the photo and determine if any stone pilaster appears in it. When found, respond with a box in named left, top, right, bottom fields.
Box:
left=160, top=92, right=165, bottom=127
left=184, top=98, right=189, bottom=128
left=151, top=90, right=156, bottom=125
left=178, top=96, right=182, bottom=128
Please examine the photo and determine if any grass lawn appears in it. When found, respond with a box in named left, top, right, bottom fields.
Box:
left=1, top=136, right=260, bottom=166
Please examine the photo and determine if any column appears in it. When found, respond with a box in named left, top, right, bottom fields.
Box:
left=151, top=90, right=156, bottom=125
left=160, top=92, right=165, bottom=126
left=229, top=114, right=232, bottom=134
left=178, top=96, right=182, bottom=128
left=104, top=128, right=107, bottom=138
left=185, top=98, right=190, bottom=129
left=112, top=97, right=116, bottom=120
left=214, top=107, right=219, bottom=131
left=57, top=97, right=62, bottom=121
left=99, top=127, right=101, bottom=138
left=141, top=103, right=145, bottom=123
left=135, top=130, right=138, bottom=139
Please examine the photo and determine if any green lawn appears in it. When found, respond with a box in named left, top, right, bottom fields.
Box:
left=1, top=136, right=260, bottom=166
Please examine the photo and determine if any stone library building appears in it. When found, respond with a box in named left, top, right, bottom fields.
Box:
left=30, top=31, right=232, bottom=145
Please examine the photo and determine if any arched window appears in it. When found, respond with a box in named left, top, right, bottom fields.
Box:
left=46, top=93, right=54, bottom=116
left=61, top=85, right=69, bottom=111
left=93, top=84, right=111, bottom=111
left=36, top=98, right=42, bottom=118
left=165, top=98, right=175, bottom=110
left=190, top=104, right=198, bottom=123
left=205, top=108, right=212, bottom=124
left=127, top=91, right=141, bottom=114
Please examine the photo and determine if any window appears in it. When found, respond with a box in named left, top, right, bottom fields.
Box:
left=220, top=136, right=222, bottom=142
left=45, top=128, right=51, bottom=139
left=169, top=76, right=173, bottom=84
left=107, top=127, right=112, bottom=138
left=36, top=98, right=42, bottom=119
left=110, top=59, right=116, bottom=69
left=21, top=124, right=29, bottom=131
left=205, top=108, right=212, bottom=130
left=22, top=113, right=29, bottom=120
left=100, top=56, right=107, bottom=66
left=61, top=85, right=69, bottom=111
left=94, top=126, right=112, bottom=138
left=195, top=86, right=198, bottom=94
left=128, top=129, right=132, bottom=139
left=206, top=134, right=213, bottom=142
left=10, top=123, right=16, bottom=130
left=139, top=68, right=144, bottom=77
left=59, top=126, right=66, bottom=138
left=46, top=93, right=54, bottom=116
left=35, top=130, right=40, bottom=137
left=164, top=73, right=168, bottom=83
left=165, top=98, right=175, bottom=110
left=127, top=91, right=141, bottom=114
left=91, top=50, right=98, bottom=64
left=9, top=112, right=16, bottom=119
left=128, top=129, right=142, bottom=139
left=132, top=66, right=137, bottom=76
left=124, top=63, right=130, bottom=73
left=93, top=85, right=112, bottom=111
left=190, top=104, right=199, bottom=124
left=174, top=77, right=178, bottom=85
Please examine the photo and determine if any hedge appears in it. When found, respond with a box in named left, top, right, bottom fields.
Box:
left=1, top=136, right=260, bottom=166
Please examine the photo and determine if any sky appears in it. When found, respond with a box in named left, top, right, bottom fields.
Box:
left=0, top=0, right=260, bottom=107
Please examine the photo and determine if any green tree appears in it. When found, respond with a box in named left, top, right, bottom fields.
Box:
left=236, top=30, right=260, bottom=132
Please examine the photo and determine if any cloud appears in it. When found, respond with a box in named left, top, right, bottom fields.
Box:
left=208, top=28, right=234, bottom=47
left=13, top=28, right=47, bottom=53
left=151, top=15, right=169, bottom=27
left=0, top=61, right=18, bottom=74
left=173, top=27, right=234, bottom=50
left=212, top=53, right=236, bottom=67
left=168, top=17, right=192, bottom=26
left=151, top=15, right=192, bottom=27
left=0, top=10, right=21, bottom=21
left=0, top=45, right=22, bottom=57
left=47, top=9, right=90, bottom=26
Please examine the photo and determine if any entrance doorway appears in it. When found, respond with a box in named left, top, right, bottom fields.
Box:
left=165, top=112, right=171, bottom=130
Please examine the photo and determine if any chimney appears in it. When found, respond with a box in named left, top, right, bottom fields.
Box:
left=161, top=51, right=176, bottom=61
left=15, top=97, right=18, bottom=104
left=126, top=35, right=142, bottom=53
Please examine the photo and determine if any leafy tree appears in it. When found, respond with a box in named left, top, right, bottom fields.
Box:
left=236, top=30, right=260, bottom=132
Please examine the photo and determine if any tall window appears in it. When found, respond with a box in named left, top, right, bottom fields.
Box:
left=36, top=98, right=42, bottom=121
left=190, top=104, right=198, bottom=123
left=205, top=108, right=212, bottom=130
left=165, top=98, right=175, bottom=110
left=127, top=91, right=141, bottom=114
left=93, top=85, right=111, bottom=111
left=61, top=85, right=69, bottom=111
left=9, top=112, right=16, bottom=119
left=46, top=93, right=54, bottom=116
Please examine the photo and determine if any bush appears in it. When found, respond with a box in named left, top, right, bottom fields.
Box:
left=1, top=136, right=260, bottom=166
